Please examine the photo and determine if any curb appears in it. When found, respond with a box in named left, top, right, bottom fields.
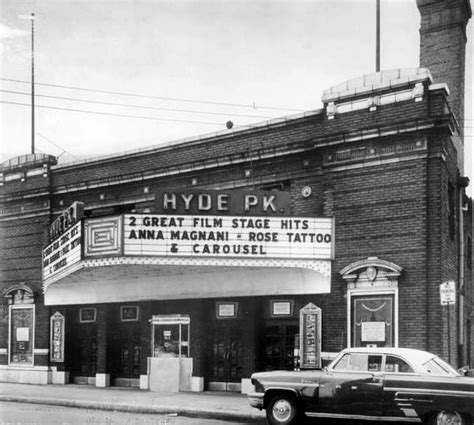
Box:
left=0, top=395, right=266, bottom=423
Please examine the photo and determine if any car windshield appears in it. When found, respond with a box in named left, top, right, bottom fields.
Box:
left=421, top=357, right=460, bottom=377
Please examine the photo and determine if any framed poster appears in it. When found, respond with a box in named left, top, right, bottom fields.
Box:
left=121, top=306, right=139, bottom=322
left=9, top=305, right=34, bottom=365
left=271, top=300, right=293, bottom=317
left=50, top=312, right=65, bottom=362
left=351, top=294, right=394, bottom=347
left=79, top=307, right=96, bottom=323
left=299, top=303, right=321, bottom=369
left=216, top=302, right=238, bottom=319
left=361, top=321, right=386, bottom=342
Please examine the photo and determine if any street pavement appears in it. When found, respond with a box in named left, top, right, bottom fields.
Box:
left=0, top=382, right=266, bottom=423
left=1, top=401, right=256, bottom=425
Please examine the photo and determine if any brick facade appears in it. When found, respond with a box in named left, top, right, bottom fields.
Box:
left=417, top=0, right=471, bottom=171
left=0, top=0, right=472, bottom=389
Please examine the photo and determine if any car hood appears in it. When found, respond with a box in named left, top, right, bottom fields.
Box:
left=251, top=370, right=324, bottom=381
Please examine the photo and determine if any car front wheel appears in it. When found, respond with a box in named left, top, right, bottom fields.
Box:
left=430, top=410, right=466, bottom=425
left=266, top=395, right=298, bottom=425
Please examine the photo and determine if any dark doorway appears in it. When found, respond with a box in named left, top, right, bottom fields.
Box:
left=208, top=322, right=244, bottom=391
left=107, top=322, right=141, bottom=387
left=262, top=320, right=299, bottom=371
left=66, top=321, right=97, bottom=384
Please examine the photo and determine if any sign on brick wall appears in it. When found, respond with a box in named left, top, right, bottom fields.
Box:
left=440, top=281, right=456, bottom=305
left=49, top=201, right=84, bottom=242
left=154, top=189, right=291, bottom=216
left=124, top=214, right=334, bottom=260
left=43, top=222, right=82, bottom=280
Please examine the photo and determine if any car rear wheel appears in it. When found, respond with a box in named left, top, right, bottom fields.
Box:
left=430, top=410, right=466, bottom=425
left=266, top=395, right=298, bottom=425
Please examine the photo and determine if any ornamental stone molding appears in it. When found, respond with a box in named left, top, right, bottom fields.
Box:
left=340, top=257, right=402, bottom=290
left=2, top=283, right=35, bottom=304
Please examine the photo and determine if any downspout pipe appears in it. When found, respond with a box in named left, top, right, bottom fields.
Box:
left=458, top=176, right=469, bottom=366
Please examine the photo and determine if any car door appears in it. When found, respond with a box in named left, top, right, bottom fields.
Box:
left=382, top=354, right=427, bottom=420
left=315, top=352, right=384, bottom=418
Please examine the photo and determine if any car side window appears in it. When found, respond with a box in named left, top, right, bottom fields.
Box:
left=349, top=354, right=367, bottom=371
left=367, top=355, right=383, bottom=372
left=333, top=353, right=350, bottom=371
left=385, top=355, right=414, bottom=373
left=333, top=353, right=383, bottom=372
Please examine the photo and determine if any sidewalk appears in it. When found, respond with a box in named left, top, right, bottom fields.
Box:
left=0, top=382, right=266, bottom=423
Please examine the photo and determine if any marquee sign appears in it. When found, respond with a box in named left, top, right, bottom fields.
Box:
left=124, top=214, right=334, bottom=260
left=49, top=201, right=84, bottom=242
left=154, top=189, right=291, bottom=216
left=43, top=221, right=82, bottom=281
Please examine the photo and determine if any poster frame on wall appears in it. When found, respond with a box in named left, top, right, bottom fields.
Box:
left=347, top=288, right=399, bottom=348
left=50, top=311, right=65, bottom=363
left=8, top=304, right=35, bottom=366
left=299, top=303, right=321, bottom=369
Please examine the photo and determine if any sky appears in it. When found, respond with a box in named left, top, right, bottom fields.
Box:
left=0, top=0, right=472, bottom=195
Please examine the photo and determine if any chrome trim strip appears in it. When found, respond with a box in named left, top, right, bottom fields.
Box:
left=386, top=387, right=474, bottom=398
left=248, top=392, right=264, bottom=398
left=305, top=412, right=421, bottom=423
left=247, top=392, right=264, bottom=409
left=263, top=382, right=319, bottom=388
left=396, top=397, right=433, bottom=404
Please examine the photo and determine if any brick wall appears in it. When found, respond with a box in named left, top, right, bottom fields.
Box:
left=0, top=78, right=471, bottom=375
left=417, top=0, right=471, bottom=171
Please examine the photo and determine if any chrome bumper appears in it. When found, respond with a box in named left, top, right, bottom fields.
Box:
left=248, top=392, right=264, bottom=410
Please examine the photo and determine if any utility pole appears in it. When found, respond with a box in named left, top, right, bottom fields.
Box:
left=31, top=12, right=35, bottom=155
left=376, top=0, right=380, bottom=72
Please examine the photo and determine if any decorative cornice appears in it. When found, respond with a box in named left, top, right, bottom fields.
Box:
left=340, top=257, right=402, bottom=277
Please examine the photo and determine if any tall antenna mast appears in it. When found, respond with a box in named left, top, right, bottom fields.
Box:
left=31, top=12, right=35, bottom=154
left=376, top=0, right=380, bottom=72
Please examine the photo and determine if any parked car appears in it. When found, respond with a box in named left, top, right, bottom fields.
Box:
left=248, top=347, right=474, bottom=425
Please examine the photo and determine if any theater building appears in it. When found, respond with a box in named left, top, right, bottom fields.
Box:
left=0, top=0, right=472, bottom=391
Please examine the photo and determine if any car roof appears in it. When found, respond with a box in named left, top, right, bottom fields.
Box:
left=339, top=347, right=435, bottom=364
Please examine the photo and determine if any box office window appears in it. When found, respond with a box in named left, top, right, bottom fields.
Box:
left=10, top=306, right=34, bottom=365
left=351, top=294, right=394, bottom=348
left=151, top=315, right=190, bottom=358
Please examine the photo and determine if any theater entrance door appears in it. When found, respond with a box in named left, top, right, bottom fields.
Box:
left=262, top=320, right=299, bottom=371
left=67, top=327, right=97, bottom=384
left=107, top=323, right=141, bottom=387
left=208, top=323, right=244, bottom=392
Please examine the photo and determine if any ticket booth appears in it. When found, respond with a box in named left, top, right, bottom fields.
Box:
left=148, top=314, right=193, bottom=392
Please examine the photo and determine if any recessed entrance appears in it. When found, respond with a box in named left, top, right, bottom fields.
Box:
left=208, top=322, right=244, bottom=392
left=263, top=320, right=299, bottom=371
left=107, top=321, right=141, bottom=387
left=67, top=322, right=97, bottom=384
